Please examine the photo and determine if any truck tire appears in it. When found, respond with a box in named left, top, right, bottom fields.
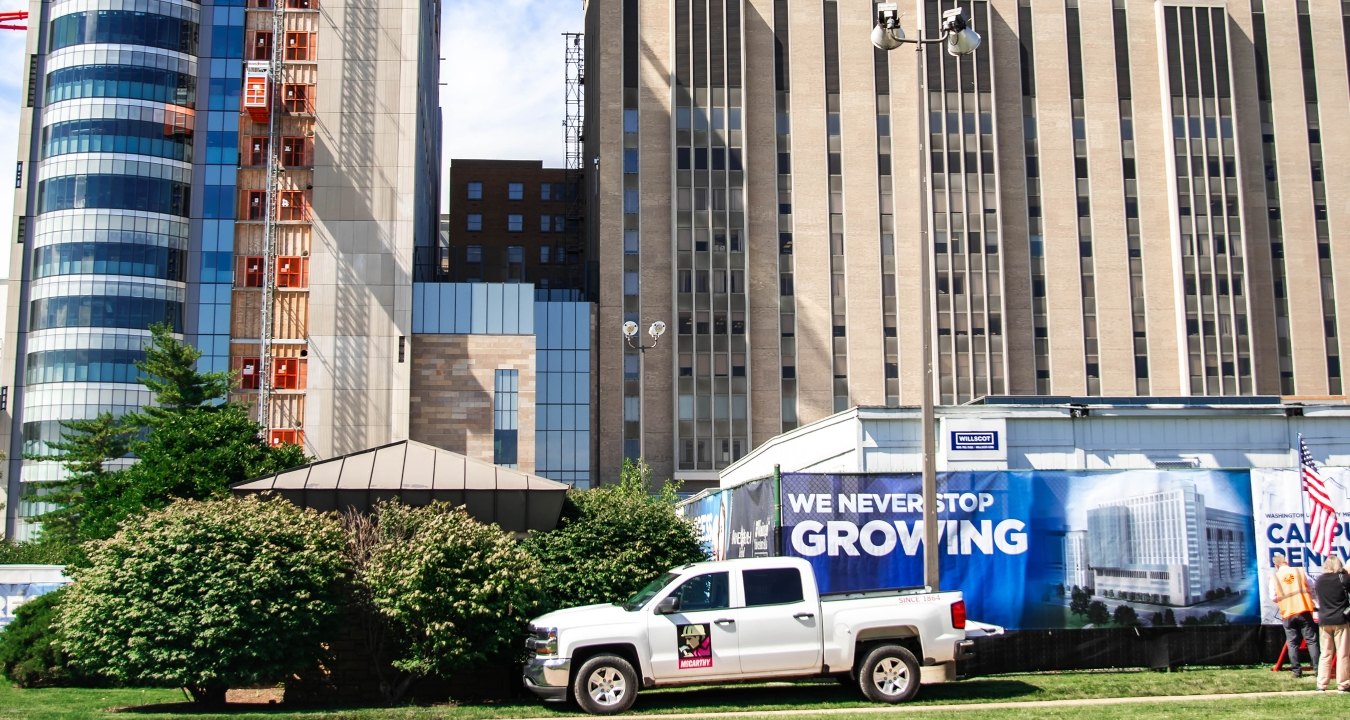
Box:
left=857, top=644, right=920, bottom=703
left=572, top=654, right=639, bottom=715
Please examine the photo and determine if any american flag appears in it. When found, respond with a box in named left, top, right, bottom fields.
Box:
left=1300, top=434, right=1339, bottom=558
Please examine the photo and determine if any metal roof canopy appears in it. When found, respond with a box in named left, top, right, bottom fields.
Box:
left=230, top=440, right=569, bottom=533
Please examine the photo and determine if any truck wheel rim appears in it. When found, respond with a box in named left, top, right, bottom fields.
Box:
left=588, top=667, right=627, bottom=706
left=871, top=657, right=909, bottom=696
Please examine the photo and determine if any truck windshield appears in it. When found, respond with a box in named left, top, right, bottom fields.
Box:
left=622, top=571, right=679, bottom=611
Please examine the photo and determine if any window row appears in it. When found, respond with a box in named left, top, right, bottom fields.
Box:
left=465, top=181, right=577, bottom=202
left=43, top=117, right=193, bottom=162
left=30, top=295, right=184, bottom=331
left=46, top=65, right=196, bottom=107
left=39, top=175, right=192, bottom=217
left=237, top=255, right=309, bottom=288
left=33, top=242, right=185, bottom=281
left=26, top=347, right=146, bottom=385
left=249, top=30, right=316, bottom=61
left=466, top=213, right=574, bottom=233
left=242, top=190, right=309, bottom=221
left=248, top=0, right=318, bottom=9
left=234, top=356, right=307, bottom=390
left=243, top=136, right=311, bottom=167
left=50, top=11, right=199, bottom=55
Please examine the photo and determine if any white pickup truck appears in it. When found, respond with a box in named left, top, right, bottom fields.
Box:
left=523, top=556, right=974, bottom=714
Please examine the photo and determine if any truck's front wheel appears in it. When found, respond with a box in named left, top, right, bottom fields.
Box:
left=857, top=644, right=920, bottom=703
left=572, top=654, right=639, bottom=715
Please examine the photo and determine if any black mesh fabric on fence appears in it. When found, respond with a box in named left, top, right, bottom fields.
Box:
left=964, top=625, right=1291, bottom=675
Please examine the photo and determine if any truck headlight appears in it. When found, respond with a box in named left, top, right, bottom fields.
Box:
left=528, top=626, right=558, bottom=656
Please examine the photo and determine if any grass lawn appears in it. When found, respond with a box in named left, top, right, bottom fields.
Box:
left=0, top=667, right=1323, bottom=719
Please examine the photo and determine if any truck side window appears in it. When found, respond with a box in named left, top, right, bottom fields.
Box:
left=743, top=568, right=805, bottom=606
left=673, top=572, right=729, bottom=611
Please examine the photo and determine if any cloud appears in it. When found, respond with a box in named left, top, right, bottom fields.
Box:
left=440, top=0, right=582, bottom=200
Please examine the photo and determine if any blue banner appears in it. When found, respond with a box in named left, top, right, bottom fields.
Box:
left=781, top=470, right=1260, bottom=631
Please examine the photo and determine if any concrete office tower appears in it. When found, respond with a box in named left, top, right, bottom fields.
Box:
left=585, top=0, right=1350, bottom=487
left=0, top=0, right=439, bottom=538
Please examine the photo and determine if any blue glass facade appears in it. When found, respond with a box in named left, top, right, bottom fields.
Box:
left=191, top=2, right=244, bottom=375
left=534, top=300, right=591, bottom=487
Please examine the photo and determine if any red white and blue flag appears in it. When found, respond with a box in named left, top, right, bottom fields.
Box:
left=1300, top=434, right=1339, bottom=558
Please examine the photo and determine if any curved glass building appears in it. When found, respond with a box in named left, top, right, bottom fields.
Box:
left=1, top=0, right=440, bottom=539
left=11, top=1, right=202, bottom=535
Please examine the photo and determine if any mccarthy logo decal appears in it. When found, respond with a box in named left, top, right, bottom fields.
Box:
left=677, top=623, right=712, bottom=669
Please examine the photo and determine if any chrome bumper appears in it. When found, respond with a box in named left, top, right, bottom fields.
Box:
left=523, top=656, right=571, bottom=702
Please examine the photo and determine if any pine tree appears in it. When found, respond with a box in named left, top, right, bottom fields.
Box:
left=133, top=323, right=232, bottom=416
left=30, top=413, right=132, bottom=548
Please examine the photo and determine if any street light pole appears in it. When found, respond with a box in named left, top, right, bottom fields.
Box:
left=872, top=3, right=982, bottom=592
left=623, top=320, right=667, bottom=461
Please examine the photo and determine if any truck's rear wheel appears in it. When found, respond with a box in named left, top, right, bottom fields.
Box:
left=857, top=644, right=920, bottom=703
left=572, top=654, right=638, bottom=715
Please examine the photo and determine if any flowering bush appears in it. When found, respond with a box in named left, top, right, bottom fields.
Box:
left=59, top=496, right=347, bottom=705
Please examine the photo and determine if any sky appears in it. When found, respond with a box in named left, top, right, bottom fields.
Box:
left=0, top=0, right=582, bottom=279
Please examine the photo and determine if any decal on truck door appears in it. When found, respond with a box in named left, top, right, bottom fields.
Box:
left=677, top=623, right=712, bottom=668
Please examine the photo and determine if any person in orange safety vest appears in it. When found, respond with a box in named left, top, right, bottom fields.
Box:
left=1273, top=552, right=1320, bottom=678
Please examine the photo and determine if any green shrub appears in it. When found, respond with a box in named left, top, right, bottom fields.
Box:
left=524, top=458, right=706, bottom=612
left=0, top=540, right=76, bottom=566
left=59, top=496, right=347, bottom=705
left=357, top=501, right=543, bottom=702
left=0, top=587, right=99, bottom=687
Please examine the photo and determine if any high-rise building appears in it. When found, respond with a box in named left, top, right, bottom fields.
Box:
left=0, top=0, right=440, bottom=538
left=585, top=0, right=1350, bottom=488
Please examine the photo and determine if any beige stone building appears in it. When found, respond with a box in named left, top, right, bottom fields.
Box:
left=586, top=0, right=1350, bottom=489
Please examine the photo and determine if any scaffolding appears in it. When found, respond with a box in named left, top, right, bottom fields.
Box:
left=239, top=0, right=318, bottom=448
left=563, top=32, right=586, bottom=295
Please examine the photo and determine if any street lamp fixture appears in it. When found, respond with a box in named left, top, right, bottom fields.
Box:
left=871, top=4, right=982, bottom=593
left=871, top=4, right=982, bottom=56
left=623, top=320, right=666, bottom=350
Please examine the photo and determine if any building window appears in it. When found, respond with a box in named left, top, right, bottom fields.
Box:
left=241, top=256, right=265, bottom=287
left=278, top=190, right=307, bottom=221
left=252, top=31, right=272, bottom=60
left=540, top=245, right=551, bottom=263
left=466, top=245, right=482, bottom=263
left=540, top=214, right=551, bottom=232
left=248, top=137, right=268, bottom=166
left=273, top=357, right=305, bottom=390
left=282, top=83, right=311, bottom=113
left=281, top=137, right=307, bottom=167
left=508, top=214, right=523, bottom=232
left=494, top=369, right=519, bottom=467
left=236, top=357, right=260, bottom=390
left=270, top=428, right=304, bottom=446
left=246, top=190, right=266, bottom=220
left=540, top=182, right=551, bottom=200
left=276, top=256, right=307, bottom=288
left=508, top=182, right=524, bottom=200
left=467, top=181, right=482, bottom=200
left=284, top=32, right=314, bottom=61
left=466, top=213, right=482, bottom=231
left=507, top=245, right=524, bottom=263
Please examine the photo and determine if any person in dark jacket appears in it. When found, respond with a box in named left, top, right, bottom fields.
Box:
left=1315, top=555, right=1350, bottom=691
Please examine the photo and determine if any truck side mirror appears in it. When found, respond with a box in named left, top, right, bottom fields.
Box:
left=656, top=596, right=680, bottom=614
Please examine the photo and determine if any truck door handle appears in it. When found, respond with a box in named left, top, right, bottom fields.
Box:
left=794, top=612, right=816, bottom=620
left=715, top=618, right=736, bottom=626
